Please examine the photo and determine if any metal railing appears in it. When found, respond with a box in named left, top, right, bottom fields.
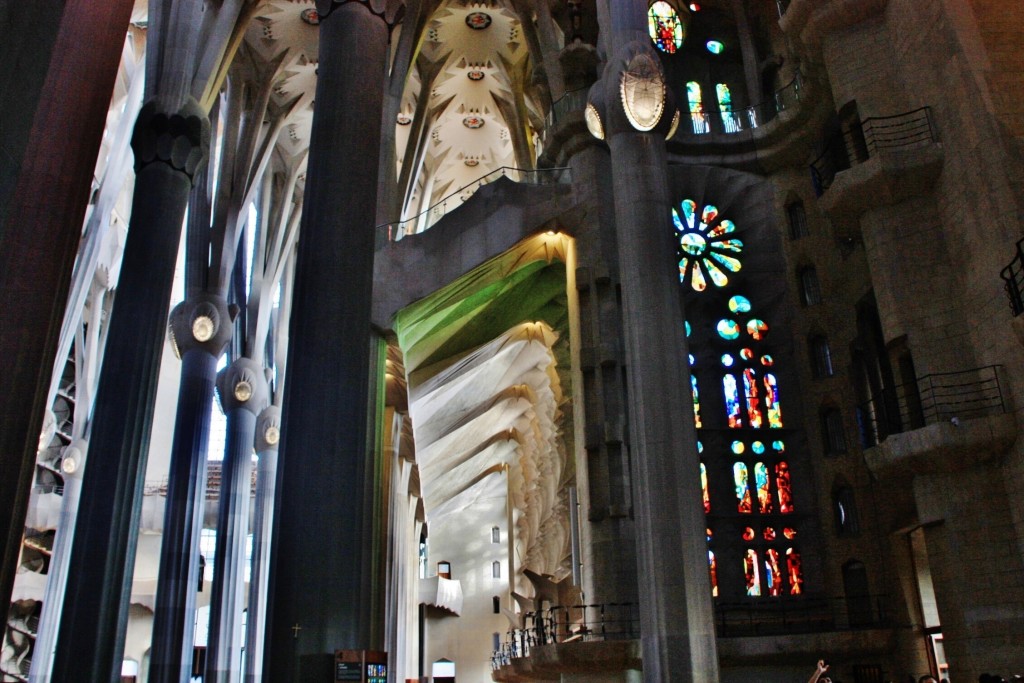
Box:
left=491, top=602, right=638, bottom=670
left=857, top=365, right=1007, bottom=448
left=376, top=166, right=570, bottom=249
left=1001, top=237, right=1024, bottom=316
left=546, top=86, right=590, bottom=129
left=811, top=107, right=937, bottom=195
left=715, top=594, right=891, bottom=637
left=679, top=75, right=802, bottom=138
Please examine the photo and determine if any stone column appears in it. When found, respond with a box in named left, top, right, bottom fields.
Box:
left=206, top=358, right=269, bottom=683
left=592, top=2, right=719, bottom=680
left=149, top=294, right=233, bottom=683
left=50, top=99, right=209, bottom=683
left=0, top=0, right=134, bottom=615
left=243, top=406, right=281, bottom=683
left=264, top=1, right=402, bottom=679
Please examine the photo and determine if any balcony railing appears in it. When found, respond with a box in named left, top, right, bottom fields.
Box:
left=811, top=107, right=938, bottom=196
left=1000, top=237, right=1024, bottom=316
left=678, top=74, right=802, bottom=138
left=857, top=365, right=1007, bottom=448
left=375, top=166, right=570, bottom=249
left=546, top=86, right=590, bottom=129
left=715, top=594, right=891, bottom=637
left=491, top=602, right=638, bottom=669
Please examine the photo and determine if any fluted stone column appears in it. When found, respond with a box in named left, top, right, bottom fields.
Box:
left=589, top=2, right=719, bottom=680
left=50, top=99, right=209, bottom=683
left=243, top=406, right=281, bottom=683
left=149, top=294, right=233, bottom=683
left=264, top=1, right=402, bottom=680
left=206, top=359, right=269, bottom=683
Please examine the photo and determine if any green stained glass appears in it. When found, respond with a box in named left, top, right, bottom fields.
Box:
left=717, top=319, right=740, bottom=339
left=731, top=440, right=745, bottom=454
left=752, top=441, right=765, bottom=454
left=728, top=295, right=751, bottom=313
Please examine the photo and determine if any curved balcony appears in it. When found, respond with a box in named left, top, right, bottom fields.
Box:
left=812, top=108, right=943, bottom=238
left=418, top=575, right=463, bottom=616
left=861, top=365, right=1017, bottom=478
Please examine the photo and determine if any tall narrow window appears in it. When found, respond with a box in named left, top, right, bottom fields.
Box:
left=833, top=481, right=860, bottom=536
left=492, top=561, right=501, bottom=579
left=755, top=462, right=773, bottom=513
left=786, top=549, right=803, bottom=594
left=776, top=461, right=793, bottom=513
left=491, top=526, right=500, bottom=544
left=764, top=548, right=783, bottom=596
left=716, top=83, right=741, bottom=133
left=810, top=335, right=834, bottom=378
left=492, top=596, right=501, bottom=614
left=691, top=375, right=702, bottom=428
left=687, top=81, right=708, bottom=134
left=744, top=549, right=762, bottom=596
left=799, top=266, right=822, bottom=305
left=787, top=201, right=808, bottom=239
left=822, top=407, right=847, bottom=455
left=733, top=462, right=752, bottom=513
left=743, top=368, right=763, bottom=428
left=700, top=463, right=711, bottom=512
left=708, top=550, right=719, bottom=596
left=764, top=374, right=783, bottom=428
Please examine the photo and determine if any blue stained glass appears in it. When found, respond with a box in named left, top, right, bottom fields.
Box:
left=724, top=374, right=742, bottom=428
left=728, top=295, right=751, bottom=313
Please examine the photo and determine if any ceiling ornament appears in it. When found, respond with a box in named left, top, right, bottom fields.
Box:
left=462, top=115, right=485, bottom=129
left=397, top=113, right=412, bottom=125
left=300, top=7, right=320, bottom=25
left=467, top=69, right=486, bottom=81
left=465, top=11, right=492, bottom=29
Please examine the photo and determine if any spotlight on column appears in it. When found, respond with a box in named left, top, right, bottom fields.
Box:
left=61, top=445, right=82, bottom=474
left=234, top=380, right=253, bottom=403
left=264, top=425, right=280, bottom=446
left=192, top=315, right=215, bottom=342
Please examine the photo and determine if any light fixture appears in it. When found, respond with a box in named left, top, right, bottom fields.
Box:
left=620, top=52, right=666, bottom=132
left=706, top=40, right=724, bottom=54
left=192, top=315, right=215, bottom=342
left=61, top=445, right=82, bottom=475
left=584, top=103, right=605, bottom=140
left=264, top=425, right=281, bottom=446
left=234, top=380, right=253, bottom=402
left=666, top=109, right=681, bottom=139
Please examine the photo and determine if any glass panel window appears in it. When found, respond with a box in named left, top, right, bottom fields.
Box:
left=799, top=266, right=822, bottom=306
left=743, top=368, right=763, bottom=428
left=810, top=335, right=834, bottom=378
left=787, top=201, right=808, bottom=239
left=755, top=462, right=773, bottom=513
left=701, top=463, right=711, bottom=513
left=724, top=374, right=742, bottom=428
left=786, top=549, right=804, bottom=594
left=765, top=548, right=783, bottom=596
left=776, top=461, right=793, bottom=513
left=733, top=462, right=752, bottom=513
left=708, top=550, right=718, bottom=596
left=744, top=549, right=761, bottom=596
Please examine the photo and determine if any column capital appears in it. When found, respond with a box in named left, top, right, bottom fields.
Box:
left=314, top=0, right=405, bottom=27
left=586, top=40, right=680, bottom=141
left=216, top=358, right=270, bottom=416
left=130, top=98, right=210, bottom=185
left=168, top=293, right=233, bottom=358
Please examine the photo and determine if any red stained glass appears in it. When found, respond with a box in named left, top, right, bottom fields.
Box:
left=744, top=368, right=763, bottom=429
left=775, top=461, right=793, bottom=513
left=744, top=549, right=761, bottom=596
left=742, top=526, right=755, bottom=541
left=709, top=550, right=718, bottom=597
left=786, top=548, right=803, bottom=595
left=765, top=548, right=783, bottom=596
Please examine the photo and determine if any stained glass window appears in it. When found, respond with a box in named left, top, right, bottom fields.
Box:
left=787, top=549, right=803, bottom=594
left=744, top=549, right=761, bottom=596
left=776, top=461, right=793, bottom=513
left=764, top=373, right=783, bottom=428
left=648, top=1, right=685, bottom=54
left=700, top=463, right=710, bottom=512
left=733, top=462, right=752, bottom=513
left=691, top=375, right=702, bottom=428
left=765, top=548, right=783, bottom=596
left=755, top=462, right=773, bottom=513
left=763, top=526, right=776, bottom=541
left=687, top=81, right=708, bottom=134
left=747, top=319, right=768, bottom=340
left=708, top=551, right=718, bottom=596
left=724, top=374, right=742, bottom=427
left=675, top=199, right=743, bottom=291
left=742, top=526, right=755, bottom=541
left=744, top=368, right=763, bottom=428
left=716, top=83, right=741, bottom=133
left=717, top=319, right=740, bottom=339
left=728, top=295, right=751, bottom=313
left=706, top=40, right=724, bottom=54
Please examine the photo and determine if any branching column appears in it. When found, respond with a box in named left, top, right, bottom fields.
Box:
left=206, top=359, right=269, bottom=683
left=589, top=1, right=719, bottom=680
left=149, top=294, right=233, bottom=683
left=51, top=99, right=210, bottom=682
left=264, top=0, right=402, bottom=679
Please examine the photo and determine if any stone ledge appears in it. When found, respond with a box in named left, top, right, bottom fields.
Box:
left=864, top=413, right=1017, bottom=479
